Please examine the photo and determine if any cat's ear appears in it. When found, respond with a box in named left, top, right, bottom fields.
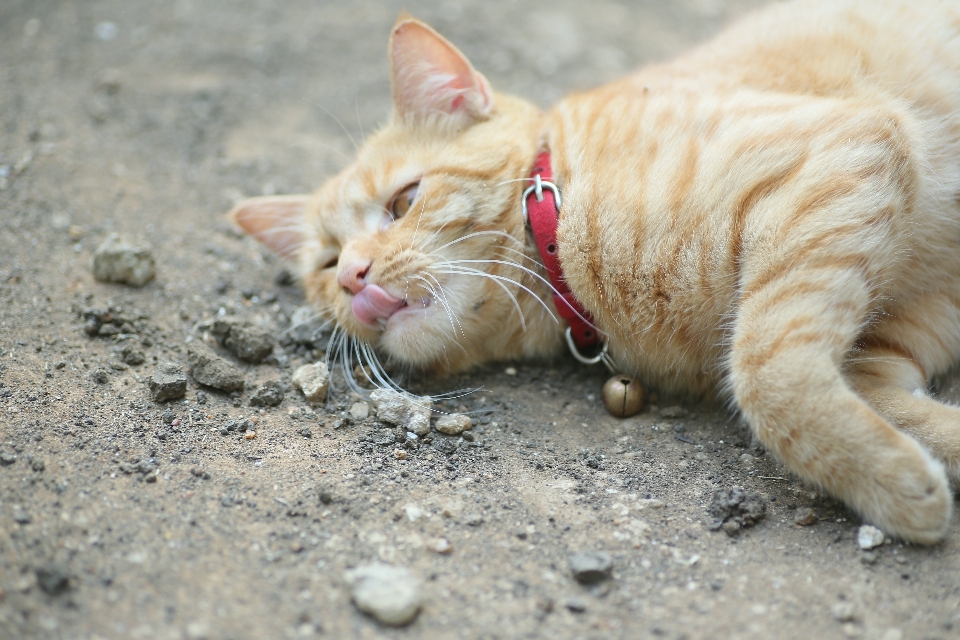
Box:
left=228, top=195, right=308, bottom=258
left=389, top=15, right=494, bottom=124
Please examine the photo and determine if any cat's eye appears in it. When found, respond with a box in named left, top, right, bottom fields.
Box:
left=389, top=182, right=419, bottom=220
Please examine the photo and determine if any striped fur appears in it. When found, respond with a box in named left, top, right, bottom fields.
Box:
left=231, top=0, right=960, bottom=543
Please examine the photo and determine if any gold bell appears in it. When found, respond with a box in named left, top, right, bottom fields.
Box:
left=602, top=375, right=645, bottom=418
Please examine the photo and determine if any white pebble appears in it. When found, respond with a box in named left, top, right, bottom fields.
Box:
left=857, top=524, right=885, bottom=550
left=346, top=563, right=423, bottom=627
left=292, top=362, right=329, bottom=404
left=435, top=413, right=471, bottom=435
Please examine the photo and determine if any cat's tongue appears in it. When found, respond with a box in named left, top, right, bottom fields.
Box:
left=352, top=284, right=405, bottom=328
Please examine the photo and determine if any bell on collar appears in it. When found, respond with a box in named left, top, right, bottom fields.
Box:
left=602, top=375, right=645, bottom=418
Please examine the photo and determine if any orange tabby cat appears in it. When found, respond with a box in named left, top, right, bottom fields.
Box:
left=231, top=0, right=960, bottom=544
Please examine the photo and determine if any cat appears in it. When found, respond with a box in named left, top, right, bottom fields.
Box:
left=230, top=0, right=960, bottom=544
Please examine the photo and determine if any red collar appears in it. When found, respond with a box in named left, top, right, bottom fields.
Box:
left=524, top=151, right=599, bottom=350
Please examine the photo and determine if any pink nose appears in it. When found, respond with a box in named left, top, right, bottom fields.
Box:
left=337, top=260, right=371, bottom=294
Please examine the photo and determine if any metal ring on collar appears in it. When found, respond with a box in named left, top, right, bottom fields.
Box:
left=521, top=175, right=562, bottom=224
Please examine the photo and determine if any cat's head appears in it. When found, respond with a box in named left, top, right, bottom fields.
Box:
left=230, top=16, right=564, bottom=374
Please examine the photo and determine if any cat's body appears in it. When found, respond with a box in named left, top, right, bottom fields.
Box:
left=232, top=0, right=960, bottom=543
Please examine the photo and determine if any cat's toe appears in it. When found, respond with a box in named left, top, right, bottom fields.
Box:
left=862, top=450, right=951, bottom=545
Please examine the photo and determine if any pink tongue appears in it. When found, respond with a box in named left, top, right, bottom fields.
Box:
left=352, top=284, right=404, bottom=327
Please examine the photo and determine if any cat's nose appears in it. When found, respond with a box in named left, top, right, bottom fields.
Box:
left=338, top=260, right=371, bottom=294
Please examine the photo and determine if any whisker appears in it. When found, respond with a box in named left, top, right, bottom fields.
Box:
left=302, top=97, right=359, bottom=153
left=434, top=266, right=527, bottom=329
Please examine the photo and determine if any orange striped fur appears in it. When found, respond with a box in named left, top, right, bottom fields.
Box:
left=231, top=0, right=960, bottom=544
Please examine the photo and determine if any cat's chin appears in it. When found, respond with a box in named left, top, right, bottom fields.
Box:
left=376, top=305, right=455, bottom=370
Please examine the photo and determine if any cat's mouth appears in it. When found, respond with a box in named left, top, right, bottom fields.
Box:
left=351, top=283, right=432, bottom=331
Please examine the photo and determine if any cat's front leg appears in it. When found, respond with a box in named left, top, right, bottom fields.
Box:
left=728, top=263, right=951, bottom=544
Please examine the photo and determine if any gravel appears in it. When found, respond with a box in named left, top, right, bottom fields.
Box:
left=212, top=319, right=275, bottom=363
left=857, top=525, right=885, bottom=550
left=92, top=233, right=156, bottom=287
left=35, top=564, right=72, bottom=596
left=292, top=362, right=329, bottom=404
left=346, top=563, right=423, bottom=627
left=568, top=551, right=613, bottom=585
left=249, top=380, right=285, bottom=407
left=707, top=487, right=766, bottom=535
left=435, top=413, right=472, bottom=435
left=148, top=362, right=188, bottom=402
left=369, top=389, right=432, bottom=436
left=794, top=507, right=818, bottom=526
left=187, top=343, right=245, bottom=392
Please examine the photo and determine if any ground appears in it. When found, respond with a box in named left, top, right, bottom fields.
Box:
left=2, top=1, right=960, bottom=639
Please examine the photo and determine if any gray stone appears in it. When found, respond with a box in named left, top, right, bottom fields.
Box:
left=346, top=563, right=423, bottom=627
left=187, top=343, right=244, bottom=392
left=149, top=363, right=187, bottom=402
left=857, top=524, right=885, bottom=550
left=569, top=551, right=613, bottom=584
left=292, top=362, right=329, bottom=404
left=436, top=413, right=472, bottom=435
left=369, top=389, right=432, bottom=436
left=349, top=401, right=370, bottom=420
left=35, top=564, right=71, bottom=595
left=249, top=380, right=284, bottom=407
left=214, top=321, right=274, bottom=363
left=564, top=597, right=588, bottom=613
left=92, top=233, right=156, bottom=287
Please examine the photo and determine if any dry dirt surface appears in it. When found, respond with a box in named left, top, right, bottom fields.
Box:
left=2, top=1, right=960, bottom=639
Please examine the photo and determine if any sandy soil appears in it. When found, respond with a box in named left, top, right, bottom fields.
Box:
left=2, top=1, right=959, bottom=638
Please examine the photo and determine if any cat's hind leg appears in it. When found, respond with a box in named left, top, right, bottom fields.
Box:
left=729, top=264, right=951, bottom=544
left=847, top=337, right=960, bottom=485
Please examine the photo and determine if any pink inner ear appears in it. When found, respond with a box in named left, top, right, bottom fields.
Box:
left=228, top=195, right=308, bottom=258
left=390, top=19, right=492, bottom=119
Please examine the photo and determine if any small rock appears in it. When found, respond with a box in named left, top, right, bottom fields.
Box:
left=369, top=389, right=432, bottom=436
left=90, top=368, right=110, bottom=384
left=794, top=507, right=818, bottom=526
left=659, top=405, right=688, bottom=419
left=393, top=449, right=408, bottom=460
left=350, top=401, right=370, bottom=421
left=428, top=538, right=452, bottom=554
left=148, top=363, right=187, bottom=402
left=98, top=323, right=120, bottom=337
left=564, top=597, right=588, bottom=613
left=707, top=487, right=766, bottom=534
left=504, top=367, right=517, bottom=376
left=92, top=233, right=156, bottom=287
left=435, top=413, right=472, bottom=435
left=292, top=362, right=330, bottom=404
left=187, top=343, right=245, bottom=392
left=35, top=564, right=71, bottom=595
left=13, top=509, right=30, bottom=524
left=288, top=305, right=325, bottom=345
left=465, top=513, right=484, bottom=527
left=568, top=551, right=613, bottom=585
left=832, top=601, right=857, bottom=623
left=249, top=380, right=285, bottom=407
left=857, top=525, right=885, bottom=550
left=346, top=563, right=423, bottom=627
left=31, top=459, right=45, bottom=472
left=0, top=451, right=17, bottom=465
left=738, top=453, right=756, bottom=469
left=860, top=551, right=879, bottom=565
left=121, top=347, right=146, bottom=366
left=214, top=320, right=274, bottom=363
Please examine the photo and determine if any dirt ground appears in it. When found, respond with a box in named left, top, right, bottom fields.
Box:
left=2, top=1, right=960, bottom=638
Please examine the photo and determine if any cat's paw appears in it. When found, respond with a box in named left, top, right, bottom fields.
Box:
left=855, top=445, right=951, bottom=545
